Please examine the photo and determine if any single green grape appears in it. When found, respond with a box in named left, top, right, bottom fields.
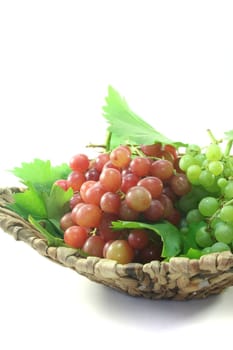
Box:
left=179, top=155, right=196, bottom=171
left=214, top=222, right=233, bottom=244
left=186, top=209, right=204, bottom=224
left=198, top=196, right=219, bottom=216
left=210, top=242, right=231, bottom=253
left=194, top=153, right=205, bottom=166
left=199, top=170, right=215, bottom=188
left=219, top=205, right=233, bottom=223
left=224, top=167, right=232, bottom=178
left=208, top=161, right=224, bottom=176
left=195, top=225, right=214, bottom=248
left=217, top=178, right=228, bottom=189
left=224, top=181, right=233, bottom=200
left=206, top=144, right=223, bottom=161
left=187, top=165, right=201, bottom=185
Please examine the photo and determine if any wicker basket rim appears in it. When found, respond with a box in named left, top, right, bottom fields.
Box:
left=1, top=186, right=233, bottom=301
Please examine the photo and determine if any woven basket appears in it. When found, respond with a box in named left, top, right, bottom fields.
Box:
left=1, top=187, right=233, bottom=300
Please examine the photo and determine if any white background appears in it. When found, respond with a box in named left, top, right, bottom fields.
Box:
left=0, top=1, right=233, bottom=349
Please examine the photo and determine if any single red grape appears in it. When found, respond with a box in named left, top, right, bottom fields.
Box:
left=99, top=168, right=122, bottom=192
left=67, top=171, right=86, bottom=191
left=126, top=186, right=152, bottom=211
left=110, top=145, right=131, bottom=168
left=169, top=173, right=191, bottom=196
left=60, top=212, right=75, bottom=231
left=100, top=192, right=121, bottom=214
left=150, top=159, right=174, bottom=180
left=64, top=225, right=89, bottom=248
left=128, top=229, right=149, bottom=250
left=82, top=236, right=105, bottom=257
left=105, top=240, right=134, bottom=264
left=69, top=154, right=89, bottom=173
left=137, top=176, right=163, bottom=199
left=73, top=203, right=102, bottom=228
left=130, top=157, right=151, bottom=177
left=121, top=173, right=140, bottom=193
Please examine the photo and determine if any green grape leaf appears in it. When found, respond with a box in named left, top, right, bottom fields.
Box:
left=112, top=220, right=182, bottom=258
left=224, top=130, right=233, bottom=141
left=43, top=184, right=73, bottom=221
left=10, top=158, right=70, bottom=193
left=28, top=215, right=68, bottom=247
left=102, top=86, right=187, bottom=150
left=7, top=183, right=47, bottom=219
left=8, top=159, right=73, bottom=225
left=38, top=218, right=64, bottom=238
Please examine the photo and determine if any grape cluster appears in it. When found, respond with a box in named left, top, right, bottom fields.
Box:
left=179, top=141, right=233, bottom=254
left=56, top=144, right=190, bottom=264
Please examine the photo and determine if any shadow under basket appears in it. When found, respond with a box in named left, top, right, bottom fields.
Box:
left=1, top=188, right=233, bottom=301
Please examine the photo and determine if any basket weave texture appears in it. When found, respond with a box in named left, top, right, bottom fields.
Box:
left=1, top=187, right=233, bottom=300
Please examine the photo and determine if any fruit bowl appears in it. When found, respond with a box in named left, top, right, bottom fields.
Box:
left=1, top=187, right=233, bottom=301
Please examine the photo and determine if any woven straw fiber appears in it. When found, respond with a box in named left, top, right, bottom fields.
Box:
left=1, top=187, right=233, bottom=300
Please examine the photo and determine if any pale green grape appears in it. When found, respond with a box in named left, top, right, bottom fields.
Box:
left=224, top=181, right=233, bottom=200
left=199, top=170, right=215, bottom=188
left=179, top=155, right=196, bottom=171
left=195, top=225, right=213, bottom=248
left=210, top=242, right=230, bottom=252
left=198, top=196, right=219, bottom=216
left=194, top=153, right=205, bottom=166
left=214, top=222, right=233, bottom=244
left=186, top=209, right=204, bottom=224
left=217, top=178, right=228, bottom=189
left=206, top=144, right=222, bottom=161
left=187, top=165, right=201, bottom=185
left=219, top=205, right=233, bottom=223
left=208, top=161, right=224, bottom=176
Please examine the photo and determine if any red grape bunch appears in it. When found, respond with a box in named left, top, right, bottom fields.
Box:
left=56, top=143, right=191, bottom=264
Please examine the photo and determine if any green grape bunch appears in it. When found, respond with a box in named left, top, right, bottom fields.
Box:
left=178, top=129, right=233, bottom=256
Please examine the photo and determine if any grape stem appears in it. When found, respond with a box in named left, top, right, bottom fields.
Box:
left=206, top=129, right=220, bottom=144
left=131, top=145, right=146, bottom=157
left=224, top=140, right=233, bottom=157
left=86, top=131, right=112, bottom=151
left=86, top=143, right=106, bottom=149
